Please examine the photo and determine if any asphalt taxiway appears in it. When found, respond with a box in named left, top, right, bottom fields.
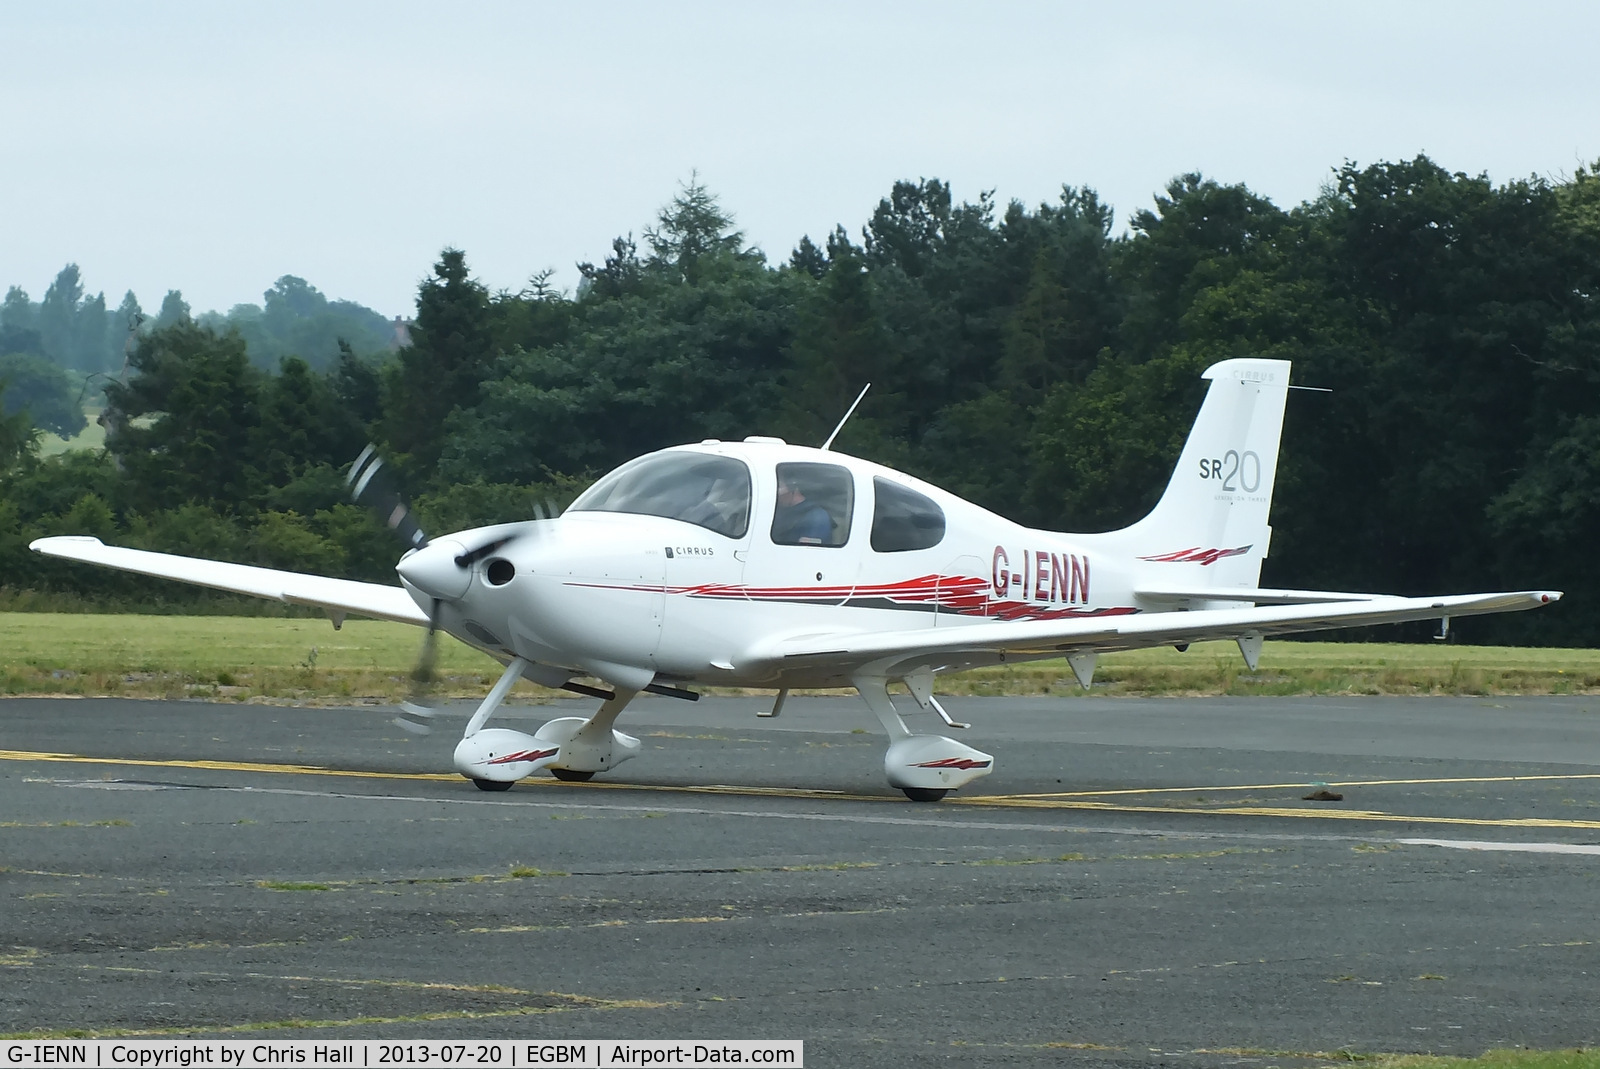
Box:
left=4, top=693, right=1600, bottom=1065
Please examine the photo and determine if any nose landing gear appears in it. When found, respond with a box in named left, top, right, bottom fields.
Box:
left=451, top=657, right=640, bottom=788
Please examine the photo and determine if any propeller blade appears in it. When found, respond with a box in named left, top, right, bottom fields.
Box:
left=394, top=598, right=443, bottom=735
left=347, top=443, right=428, bottom=550
left=453, top=535, right=515, bottom=569
left=413, top=599, right=441, bottom=685
left=392, top=703, right=438, bottom=735
left=449, top=509, right=554, bottom=569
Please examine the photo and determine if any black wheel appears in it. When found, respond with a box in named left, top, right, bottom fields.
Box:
left=550, top=768, right=595, bottom=782
left=472, top=778, right=514, bottom=792
left=901, top=786, right=948, bottom=803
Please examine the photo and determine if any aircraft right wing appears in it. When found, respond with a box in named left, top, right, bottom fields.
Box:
left=738, top=590, right=1561, bottom=680
left=29, top=536, right=428, bottom=626
left=1133, top=585, right=1386, bottom=605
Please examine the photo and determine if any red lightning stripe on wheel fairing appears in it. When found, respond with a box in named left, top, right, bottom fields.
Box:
left=912, top=757, right=991, bottom=770
left=1137, top=545, right=1252, bottom=566
left=486, top=748, right=558, bottom=765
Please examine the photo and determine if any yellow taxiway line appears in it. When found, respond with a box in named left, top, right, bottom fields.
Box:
left=980, top=773, right=1600, bottom=799
left=949, top=795, right=1600, bottom=830
left=0, top=748, right=462, bottom=783
left=0, top=749, right=881, bottom=802
left=5, top=749, right=1600, bottom=831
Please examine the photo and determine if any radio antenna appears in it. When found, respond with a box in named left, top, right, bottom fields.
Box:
left=820, top=383, right=871, bottom=452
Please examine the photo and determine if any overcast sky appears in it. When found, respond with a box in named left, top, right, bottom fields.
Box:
left=3, top=1, right=1597, bottom=319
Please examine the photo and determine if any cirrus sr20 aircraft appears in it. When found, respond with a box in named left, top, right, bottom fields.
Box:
left=32, top=359, right=1561, bottom=801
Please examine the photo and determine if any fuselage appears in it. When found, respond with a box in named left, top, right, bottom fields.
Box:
left=401, top=438, right=1147, bottom=689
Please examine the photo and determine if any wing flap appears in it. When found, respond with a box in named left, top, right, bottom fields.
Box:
left=742, top=591, right=1561, bottom=676
left=30, top=536, right=428, bottom=626
left=1135, top=586, right=1386, bottom=605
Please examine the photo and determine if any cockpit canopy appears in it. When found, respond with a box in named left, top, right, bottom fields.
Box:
left=568, top=448, right=950, bottom=552
left=568, top=451, right=751, bottom=539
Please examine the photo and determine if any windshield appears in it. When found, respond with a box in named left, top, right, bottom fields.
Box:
left=569, top=451, right=752, bottom=538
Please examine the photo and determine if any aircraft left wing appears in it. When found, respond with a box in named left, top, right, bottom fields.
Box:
left=739, top=590, right=1561, bottom=679
left=29, top=536, right=429, bottom=626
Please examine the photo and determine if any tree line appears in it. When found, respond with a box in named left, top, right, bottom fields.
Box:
left=2, top=157, right=1597, bottom=644
left=0, top=271, right=397, bottom=440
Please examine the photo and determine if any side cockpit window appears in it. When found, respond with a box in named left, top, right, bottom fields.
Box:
left=569, top=452, right=751, bottom=538
left=771, top=462, right=853, bottom=547
left=870, top=476, right=945, bottom=552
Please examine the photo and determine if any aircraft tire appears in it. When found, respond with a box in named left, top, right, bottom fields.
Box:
left=550, top=768, right=595, bottom=782
left=901, top=787, right=948, bottom=803
left=472, top=778, right=514, bottom=792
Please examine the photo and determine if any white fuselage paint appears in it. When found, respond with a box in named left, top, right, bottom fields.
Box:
left=405, top=440, right=1144, bottom=691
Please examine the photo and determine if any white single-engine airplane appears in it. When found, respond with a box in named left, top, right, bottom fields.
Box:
left=32, top=359, right=1561, bottom=800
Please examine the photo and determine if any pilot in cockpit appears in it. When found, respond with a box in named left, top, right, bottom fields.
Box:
left=772, top=476, right=832, bottom=545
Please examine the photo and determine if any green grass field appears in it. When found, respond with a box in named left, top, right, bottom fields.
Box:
left=1181, top=1053, right=1600, bottom=1069
left=1357, top=1053, right=1599, bottom=1069
left=3, top=612, right=1597, bottom=703
left=36, top=406, right=106, bottom=456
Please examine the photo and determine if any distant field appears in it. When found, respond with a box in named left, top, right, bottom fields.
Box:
left=36, top=406, right=106, bottom=456
left=3, top=612, right=1597, bottom=703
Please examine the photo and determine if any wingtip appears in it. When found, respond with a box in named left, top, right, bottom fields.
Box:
left=29, top=535, right=107, bottom=553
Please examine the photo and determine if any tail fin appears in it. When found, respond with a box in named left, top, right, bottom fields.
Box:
left=1109, top=357, right=1291, bottom=590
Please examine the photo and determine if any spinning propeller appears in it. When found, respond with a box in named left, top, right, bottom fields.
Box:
left=346, top=445, right=443, bottom=732
left=345, top=445, right=551, bottom=734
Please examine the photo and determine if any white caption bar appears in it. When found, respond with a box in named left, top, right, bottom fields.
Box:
left=1, top=1042, right=802, bottom=1069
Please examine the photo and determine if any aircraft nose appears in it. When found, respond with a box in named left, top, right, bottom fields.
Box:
left=395, top=539, right=471, bottom=600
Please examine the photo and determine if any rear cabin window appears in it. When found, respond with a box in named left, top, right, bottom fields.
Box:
left=870, top=477, right=946, bottom=552
left=771, top=462, right=853, bottom=547
left=569, top=451, right=751, bottom=539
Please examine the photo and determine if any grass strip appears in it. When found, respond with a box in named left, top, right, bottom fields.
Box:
left=1369, top=1052, right=1600, bottom=1069
left=3, top=611, right=1598, bottom=702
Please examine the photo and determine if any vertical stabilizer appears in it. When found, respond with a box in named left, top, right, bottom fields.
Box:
left=1111, top=358, right=1291, bottom=590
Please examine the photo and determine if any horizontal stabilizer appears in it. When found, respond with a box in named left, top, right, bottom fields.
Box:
left=30, top=536, right=427, bottom=626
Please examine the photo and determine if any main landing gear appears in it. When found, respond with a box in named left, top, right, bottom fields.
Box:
left=452, top=657, right=641, bottom=789
left=853, top=667, right=993, bottom=802
left=448, top=657, right=989, bottom=803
